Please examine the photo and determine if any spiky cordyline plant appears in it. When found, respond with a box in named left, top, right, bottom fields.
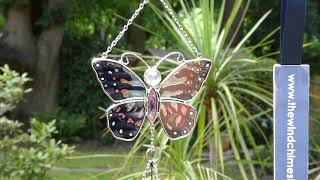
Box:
left=149, top=0, right=275, bottom=179
left=81, top=0, right=276, bottom=179
left=150, top=0, right=275, bottom=178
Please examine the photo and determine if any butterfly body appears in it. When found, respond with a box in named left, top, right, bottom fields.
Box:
left=146, top=88, right=160, bottom=124
left=92, top=56, right=212, bottom=141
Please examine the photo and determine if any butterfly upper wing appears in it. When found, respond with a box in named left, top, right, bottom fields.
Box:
left=159, top=100, right=197, bottom=140
left=107, top=100, right=146, bottom=141
left=159, top=59, right=212, bottom=101
left=91, top=58, right=147, bottom=102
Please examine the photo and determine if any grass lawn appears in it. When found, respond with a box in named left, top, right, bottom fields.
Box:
left=47, top=144, right=146, bottom=180
left=47, top=172, right=113, bottom=180
left=46, top=144, right=250, bottom=179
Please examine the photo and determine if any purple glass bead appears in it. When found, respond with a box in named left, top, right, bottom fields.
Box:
left=147, top=88, right=159, bottom=124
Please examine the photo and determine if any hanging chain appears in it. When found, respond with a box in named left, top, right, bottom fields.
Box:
left=149, top=124, right=155, bottom=146
left=103, top=0, right=150, bottom=57
left=103, top=0, right=203, bottom=58
left=142, top=124, right=160, bottom=180
left=158, top=0, right=202, bottom=58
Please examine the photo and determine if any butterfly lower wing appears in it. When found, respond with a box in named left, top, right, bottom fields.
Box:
left=159, top=59, right=212, bottom=101
left=92, top=58, right=147, bottom=102
left=107, top=100, right=146, bottom=141
left=159, top=100, right=197, bottom=140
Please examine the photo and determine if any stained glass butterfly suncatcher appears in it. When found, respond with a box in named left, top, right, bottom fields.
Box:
left=90, top=0, right=213, bottom=178
left=91, top=54, right=212, bottom=141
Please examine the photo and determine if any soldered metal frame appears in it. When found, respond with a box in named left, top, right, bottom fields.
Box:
left=91, top=52, right=213, bottom=141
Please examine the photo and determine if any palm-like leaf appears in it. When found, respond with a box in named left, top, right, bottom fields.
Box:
left=147, top=0, right=275, bottom=179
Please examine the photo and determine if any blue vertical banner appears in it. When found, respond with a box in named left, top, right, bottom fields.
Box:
left=274, top=65, right=309, bottom=180
left=274, top=0, right=309, bottom=179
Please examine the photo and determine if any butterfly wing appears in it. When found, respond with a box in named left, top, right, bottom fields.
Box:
left=91, top=58, right=147, bottom=102
left=159, top=100, right=197, bottom=140
left=107, top=100, right=146, bottom=141
left=159, top=59, right=212, bottom=101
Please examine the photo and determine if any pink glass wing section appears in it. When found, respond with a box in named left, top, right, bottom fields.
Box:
left=159, top=59, right=212, bottom=101
left=159, top=101, right=197, bottom=139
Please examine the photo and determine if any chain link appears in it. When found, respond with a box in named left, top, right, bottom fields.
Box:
left=103, top=0, right=150, bottom=57
left=158, top=0, right=202, bottom=58
left=103, top=0, right=203, bottom=58
left=142, top=124, right=160, bottom=180
left=150, top=124, right=155, bottom=146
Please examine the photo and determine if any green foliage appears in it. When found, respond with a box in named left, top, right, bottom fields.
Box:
left=59, top=36, right=111, bottom=140
left=147, top=0, right=274, bottom=179
left=64, top=0, right=138, bottom=39
left=306, top=1, right=320, bottom=37
left=35, top=2, right=68, bottom=28
left=254, top=145, right=273, bottom=173
left=305, top=37, right=320, bottom=74
left=0, top=65, right=73, bottom=179
left=65, top=0, right=115, bottom=38
left=0, top=64, right=31, bottom=104
left=34, top=108, right=86, bottom=143
left=0, top=118, right=74, bottom=179
left=310, top=127, right=320, bottom=178
left=0, top=0, right=29, bottom=7
left=245, top=0, right=320, bottom=62
left=0, top=65, right=31, bottom=114
left=0, top=14, right=4, bottom=27
left=244, top=0, right=280, bottom=55
left=0, top=117, right=74, bottom=180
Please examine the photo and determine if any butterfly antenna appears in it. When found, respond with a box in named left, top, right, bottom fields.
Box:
left=120, top=52, right=151, bottom=68
left=154, top=51, right=186, bottom=68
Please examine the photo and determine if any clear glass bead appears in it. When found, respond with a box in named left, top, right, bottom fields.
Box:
left=146, top=147, right=159, bottom=162
left=144, top=68, right=161, bottom=87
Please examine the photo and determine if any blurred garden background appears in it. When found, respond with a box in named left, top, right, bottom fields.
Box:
left=0, top=0, right=319, bottom=179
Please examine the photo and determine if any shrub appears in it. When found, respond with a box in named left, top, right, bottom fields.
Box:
left=0, top=65, right=73, bottom=179
left=0, top=65, right=31, bottom=115
left=34, top=107, right=87, bottom=142
left=0, top=117, right=74, bottom=180
left=59, top=36, right=111, bottom=140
